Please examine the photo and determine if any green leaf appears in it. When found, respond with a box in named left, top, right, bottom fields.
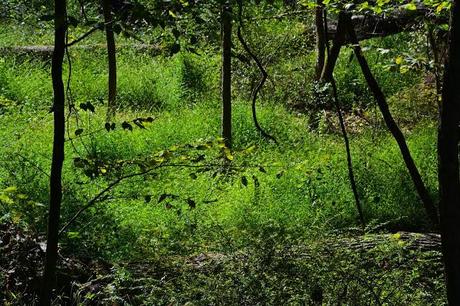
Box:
left=75, top=128, right=84, bottom=136
left=122, top=121, right=133, bottom=131
left=86, top=102, right=95, bottom=112
left=276, top=171, right=284, bottom=179
left=3, top=186, right=17, bottom=193
left=224, top=148, right=234, bottom=161
left=187, top=198, right=196, bottom=209
left=170, top=43, right=181, bottom=55
left=241, top=176, right=248, bottom=187
left=158, top=193, right=168, bottom=203
left=400, top=65, right=410, bottom=74
left=0, top=194, right=13, bottom=204
left=439, top=23, right=449, bottom=31
left=73, top=157, right=89, bottom=168
left=133, top=119, right=146, bottom=129
left=67, top=231, right=80, bottom=239
left=253, top=175, right=260, bottom=188
left=405, top=2, right=417, bottom=10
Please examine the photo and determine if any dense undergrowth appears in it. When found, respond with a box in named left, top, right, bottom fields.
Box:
left=0, top=11, right=445, bottom=304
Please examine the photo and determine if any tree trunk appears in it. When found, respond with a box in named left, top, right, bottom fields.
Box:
left=330, top=77, right=365, bottom=228
left=40, top=0, right=67, bottom=304
left=314, top=0, right=326, bottom=81
left=102, top=0, right=117, bottom=121
left=236, top=0, right=277, bottom=144
left=427, top=25, right=443, bottom=112
left=320, top=12, right=347, bottom=82
left=438, top=1, right=460, bottom=304
left=221, top=1, right=232, bottom=149
left=345, top=14, right=439, bottom=227
left=322, top=12, right=365, bottom=228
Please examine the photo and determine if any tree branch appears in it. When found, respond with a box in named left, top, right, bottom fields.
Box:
left=237, top=0, right=277, bottom=144
left=66, top=25, right=102, bottom=48
left=58, top=167, right=156, bottom=236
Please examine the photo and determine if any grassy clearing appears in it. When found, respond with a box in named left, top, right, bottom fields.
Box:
left=0, top=20, right=444, bottom=304
left=0, top=94, right=438, bottom=260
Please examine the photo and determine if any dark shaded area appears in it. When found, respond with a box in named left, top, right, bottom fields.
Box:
left=327, top=4, right=448, bottom=42
left=0, top=222, right=108, bottom=304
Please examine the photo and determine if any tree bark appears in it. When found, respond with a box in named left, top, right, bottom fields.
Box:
left=221, top=1, right=232, bottom=149
left=322, top=12, right=365, bottom=228
left=102, top=0, right=117, bottom=121
left=40, top=0, right=67, bottom=304
left=314, top=0, right=326, bottom=81
left=330, top=77, right=365, bottom=228
left=345, top=14, right=439, bottom=227
left=236, top=0, right=277, bottom=143
left=320, top=12, right=347, bottom=83
left=438, top=1, right=460, bottom=304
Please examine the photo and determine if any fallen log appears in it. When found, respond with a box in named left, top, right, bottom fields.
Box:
left=325, top=3, right=448, bottom=41
left=0, top=44, right=162, bottom=60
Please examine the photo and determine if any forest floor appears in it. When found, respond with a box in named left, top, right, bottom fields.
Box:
left=0, top=221, right=445, bottom=304
left=0, top=21, right=446, bottom=304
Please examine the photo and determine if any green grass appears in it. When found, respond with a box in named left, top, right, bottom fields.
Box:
left=0, top=14, right=446, bottom=305
left=0, top=96, right=438, bottom=259
left=0, top=18, right=437, bottom=250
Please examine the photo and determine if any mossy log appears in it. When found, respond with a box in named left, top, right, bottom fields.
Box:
left=0, top=44, right=162, bottom=60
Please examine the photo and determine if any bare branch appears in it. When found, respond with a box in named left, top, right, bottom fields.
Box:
left=237, top=0, right=277, bottom=144
left=66, top=25, right=102, bottom=48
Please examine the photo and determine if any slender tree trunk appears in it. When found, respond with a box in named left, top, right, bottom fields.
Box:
left=330, top=77, right=365, bottom=228
left=236, top=0, right=277, bottom=143
left=221, top=1, right=232, bottom=149
left=310, top=11, right=346, bottom=127
left=314, top=0, right=326, bottom=81
left=346, top=15, right=439, bottom=226
left=320, top=12, right=347, bottom=82
left=427, top=25, right=442, bottom=112
left=438, top=1, right=460, bottom=303
left=40, top=0, right=67, bottom=304
left=102, top=0, right=117, bottom=121
left=322, top=13, right=365, bottom=228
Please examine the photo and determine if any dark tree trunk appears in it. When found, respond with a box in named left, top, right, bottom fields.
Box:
left=322, top=12, right=365, bottom=228
left=320, top=12, right=347, bottom=82
left=438, top=1, right=460, bottom=304
left=236, top=0, right=277, bottom=143
left=314, top=0, right=326, bottom=81
left=330, top=77, right=365, bottom=228
left=221, top=1, right=232, bottom=149
left=346, top=14, right=439, bottom=227
left=427, top=25, right=442, bottom=110
left=102, top=0, right=117, bottom=121
left=40, top=0, right=67, bottom=304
